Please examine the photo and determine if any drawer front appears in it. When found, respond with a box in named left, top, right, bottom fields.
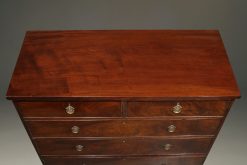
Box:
left=26, top=119, right=221, bottom=137
left=15, top=102, right=121, bottom=118
left=128, top=101, right=230, bottom=117
left=36, top=138, right=212, bottom=156
left=41, top=156, right=205, bottom=165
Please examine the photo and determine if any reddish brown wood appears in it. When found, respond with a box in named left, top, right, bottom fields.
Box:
left=35, top=137, right=213, bottom=156
left=15, top=101, right=121, bottom=118
left=203, top=100, right=234, bottom=162
left=25, top=119, right=221, bottom=137
left=6, top=30, right=240, bottom=165
left=127, top=101, right=230, bottom=117
left=6, top=30, right=240, bottom=101
left=41, top=155, right=206, bottom=165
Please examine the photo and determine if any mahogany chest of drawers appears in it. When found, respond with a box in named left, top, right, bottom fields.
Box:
left=6, top=30, right=240, bottom=165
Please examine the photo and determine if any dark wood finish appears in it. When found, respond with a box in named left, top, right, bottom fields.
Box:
left=36, top=137, right=213, bottom=156
left=15, top=101, right=121, bottom=118
left=6, top=30, right=240, bottom=100
left=26, top=119, right=221, bottom=137
left=203, top=100, right=234, bottom=162
left=127, top=101, right=230, bottom=117
left=41, top=155, right=206, bottom=165
left=6, top=30, right=240, bottom=165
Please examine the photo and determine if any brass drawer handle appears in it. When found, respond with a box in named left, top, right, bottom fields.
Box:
left=75, top=145, right=84, bottom=151
left=71, top=126, right=80, bottom=134
left=65, top=103, right=75, bottom=114
left=173, top=102, right=182, bottom=114
left=167, top=125, right=176, bottom=133
left=162, top=144, right=172, bottom=150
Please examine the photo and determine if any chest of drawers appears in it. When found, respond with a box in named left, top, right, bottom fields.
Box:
left=6, top=30, right=240, bottom=165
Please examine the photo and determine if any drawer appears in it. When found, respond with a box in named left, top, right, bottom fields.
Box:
left=36, top=137, right=212, bottom=156
left=15, top=101, right=121, bottom=118
left=41, top=155, right=205, bottom=165
left=26, top=119, right=221, bottom=137
left=127, top=101, right=230, bottom=117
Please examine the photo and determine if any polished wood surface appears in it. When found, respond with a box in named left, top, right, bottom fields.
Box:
left=26, top=119, right=221, bottom=137
left=15, top=101, right=121, bottom=118
left=15, top=101, right=229, bottom=118
left=7, top=30, right=240, bottom=100
left=6, top=30, right=240, bottom=165
left=36, top=137, right=212, bottom=156
left=41, top=155, right=206, bottom=165
left=127, top=101, right=230, bottom=117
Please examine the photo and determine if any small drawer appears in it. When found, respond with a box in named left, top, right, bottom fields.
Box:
left=15, top=101, right=121, bottom=118
left=127, top=101, right=230, bottom=117
left=26, top=118, right=221, bottom=137
left=41, top=155, right=205, bottom=165
left=36, top=137, right=212, bottom=156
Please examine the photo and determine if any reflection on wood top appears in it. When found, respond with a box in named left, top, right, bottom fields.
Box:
left=7, top=30, right=240, bottom=100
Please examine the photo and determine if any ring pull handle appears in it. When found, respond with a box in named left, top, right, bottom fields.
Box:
left=167, top=125, right=176, bottom=133
left=71, top=126, right=80, bottom=134
left=65, top=103, right=75, bottom=114
left=75, top=145, right=84, bottom=151
left=172, top=102, right=182, bottom=114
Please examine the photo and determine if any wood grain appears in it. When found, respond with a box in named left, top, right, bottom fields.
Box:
left=6, top=30, right=240, bottom=165
left=6, top=30, right=240, bottom=101
left=15, top=101, right=121, bottom=118
left=36, top=137, right=213, bottom=156
left=127, top=101, right=230, bottom=117
left=25, top=119, right=221, bottom=137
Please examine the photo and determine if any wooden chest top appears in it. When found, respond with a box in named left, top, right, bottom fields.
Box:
left=6, top=30, right=240, bottom=100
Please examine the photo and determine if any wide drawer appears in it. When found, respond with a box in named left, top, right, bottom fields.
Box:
left=15, top=101, right=121, bottom=118
left=26, top=119, right=221, bottom=137
left=36, top=137, right=212, bottom=156
left=127, top=101, right=230, bottom=117
left=41, top=155, right=205, bottom=165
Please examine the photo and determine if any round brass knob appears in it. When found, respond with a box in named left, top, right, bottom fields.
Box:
left=172, top=102, right=182, bottom=114
left=162, top=144, right=172, bottom=150
left=71, top=126, right=80, bottom=134
left=75, top=145, right=84, bottom=151
left=65, top=103, right=75, bottom=114
left=167, top=125, right=176, bottom=133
